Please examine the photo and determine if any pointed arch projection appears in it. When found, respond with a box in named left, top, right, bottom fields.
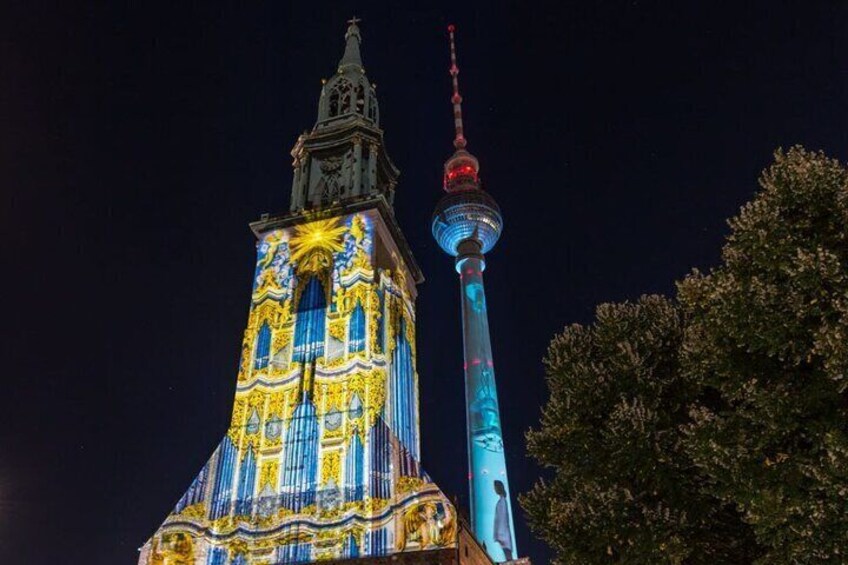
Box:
left=348, top=300, right=366, bottom=353
left=344, top=431, right=364, bottom=502
left=368, top=419, right=392, bottom=500
left=234, top=446, right=257, bottom=516
left=388, top=317, right=418, bottom=459
left=345, top=531, right=360, bottom=559
left=253, top=321, right=272, bottom=370
left=245, top=409, right=261, bottom=435
left=208, top=436, right=237, bottom=520
left=280, top=400, right=319, bottom=511
left=292, top=276, right=326, bottom=364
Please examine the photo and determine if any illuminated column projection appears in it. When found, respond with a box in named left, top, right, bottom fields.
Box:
left=432, top=25, right=518, bottom=563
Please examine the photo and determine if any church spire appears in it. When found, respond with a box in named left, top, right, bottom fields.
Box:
left=288, top=19, right=399, bottom=213
left=338, top=17, right=364, bottom=73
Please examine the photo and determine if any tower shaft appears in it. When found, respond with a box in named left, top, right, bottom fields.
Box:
left=458, top=254, right=517, bottom=562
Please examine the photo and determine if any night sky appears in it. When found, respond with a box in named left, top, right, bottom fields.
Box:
left=2, top=2, right=847, bottom=563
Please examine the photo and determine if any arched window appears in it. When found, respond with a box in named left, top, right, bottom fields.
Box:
left=254, top=321, right=271, bottom=370
left=292, top=277, right=327, bottom=364
left=348, top=300, right=366, bottom=353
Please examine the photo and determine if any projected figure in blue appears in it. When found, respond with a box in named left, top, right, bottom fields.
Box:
left=493, top=480, right=514, bottom=560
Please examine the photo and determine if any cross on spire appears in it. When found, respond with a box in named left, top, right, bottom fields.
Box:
left=339, top=17, right=364, bottom=71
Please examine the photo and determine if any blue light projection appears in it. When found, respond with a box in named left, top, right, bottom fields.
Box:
left=459, top=259, right=517, bottom=562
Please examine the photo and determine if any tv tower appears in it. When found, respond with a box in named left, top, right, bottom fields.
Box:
left=432, top=25, right=518, bottom=563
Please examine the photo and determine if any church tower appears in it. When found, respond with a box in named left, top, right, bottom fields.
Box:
left=432, top=26, right=518, bottom=563
left=138, top=20, right=492, bottom=565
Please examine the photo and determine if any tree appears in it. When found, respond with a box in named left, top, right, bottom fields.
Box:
left=522, top=296, right=759, bottom=564
left=679, top=147, right=848, bottom=563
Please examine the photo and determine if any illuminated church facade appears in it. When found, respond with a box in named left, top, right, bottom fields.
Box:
left=138, top=20, right=499, bottom=565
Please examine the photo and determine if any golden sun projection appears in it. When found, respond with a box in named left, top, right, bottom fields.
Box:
left=289, top=218, right=347, bottom=272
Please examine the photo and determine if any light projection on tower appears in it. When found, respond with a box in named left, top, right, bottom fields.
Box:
left=432, top=24, right=518, bottom=562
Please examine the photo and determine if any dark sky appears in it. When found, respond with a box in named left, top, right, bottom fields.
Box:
left=2, top=1, right=847, bottom=563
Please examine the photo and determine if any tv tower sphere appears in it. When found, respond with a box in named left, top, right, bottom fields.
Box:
left=432, top=185, right=503, bottom=261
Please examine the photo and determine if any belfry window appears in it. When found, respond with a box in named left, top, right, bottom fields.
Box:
left=328, top=90, right=339, bottom=117
left=328, top=78, right=351, bottom=118
left=368, top=87, right=378, bottom=121
left=340, top=88, right=351, bottom=114
left=355, top=84, right=365, bottom=115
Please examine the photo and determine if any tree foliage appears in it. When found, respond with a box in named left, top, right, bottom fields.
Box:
left=523, top=296, right=758, bottom=564
left=524, top=147, right=848, bottom=563
left=679, top=147, right=848, bottom=562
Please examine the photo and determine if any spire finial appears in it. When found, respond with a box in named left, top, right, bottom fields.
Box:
left=447, top=24, right=466, bottom=150
left=338, top=17, right=364, bottom=72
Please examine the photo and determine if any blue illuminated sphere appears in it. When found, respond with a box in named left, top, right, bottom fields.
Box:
left=431, top=189, right=503, bottom=256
